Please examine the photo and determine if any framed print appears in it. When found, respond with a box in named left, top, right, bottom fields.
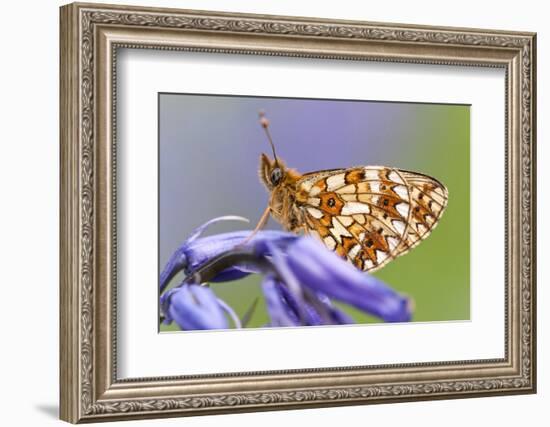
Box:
left=59, top=2, right=537, bottom=423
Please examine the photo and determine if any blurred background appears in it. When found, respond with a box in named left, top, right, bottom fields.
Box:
left=159, top=93, right=470, bottom=330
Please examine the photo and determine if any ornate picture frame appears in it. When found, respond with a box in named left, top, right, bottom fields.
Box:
left=60, top=2, right=536, bottom=423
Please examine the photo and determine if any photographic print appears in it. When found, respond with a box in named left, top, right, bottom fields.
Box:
left=159, top=94, right=470, bottom=331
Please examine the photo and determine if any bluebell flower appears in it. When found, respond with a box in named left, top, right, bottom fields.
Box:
left=160, top=217, right=413, bottom=330
left=260, top=241, right=355, bottom=326
left=261, top=275, right=354, bottom=327
left=283, top=237, right=412, bottom=322
left=160, top=216, right=296, bottom=292
left=262, top=275, right=300, bottom=327
left=161, top=284, right=242, bottom=330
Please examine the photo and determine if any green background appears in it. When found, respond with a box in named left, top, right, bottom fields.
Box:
left=160, top=95, right=470, bottom=330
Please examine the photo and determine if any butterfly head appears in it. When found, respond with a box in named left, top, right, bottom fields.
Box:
left=259, top=153, right=286, bottom=190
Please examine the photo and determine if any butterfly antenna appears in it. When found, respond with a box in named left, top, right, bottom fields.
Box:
left=259, top=110, right=279, bottom=166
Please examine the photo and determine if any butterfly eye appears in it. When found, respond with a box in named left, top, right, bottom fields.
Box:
left=270, top=168, right=283, bottom=186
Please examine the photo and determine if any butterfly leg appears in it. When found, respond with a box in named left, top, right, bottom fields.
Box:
left=238, top=206, right=271, bottom=247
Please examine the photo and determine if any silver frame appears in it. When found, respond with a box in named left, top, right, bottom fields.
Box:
left=60, top=2, right=536, bottom=423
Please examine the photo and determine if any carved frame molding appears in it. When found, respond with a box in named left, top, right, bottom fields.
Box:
left=60, top=2, right=536, bottom=423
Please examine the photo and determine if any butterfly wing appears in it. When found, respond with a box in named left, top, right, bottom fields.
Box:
left=296, top=166, right=448, bottom=272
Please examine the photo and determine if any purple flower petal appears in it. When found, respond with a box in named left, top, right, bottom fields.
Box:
left=184, top=230, right=295, bottom=271
left=275, top=280, right=324, bottom=326
left=285, top=237, right=412, bottom=322
left=261, top=273, right=331, bottom=327
left=164, top=285, right=229, bottom=330
left=261, top=275, right=300, bottom=327
left=263, top=240, right=307, bottom=317
left=159, top=248, right=188, bottom=292
left=160, top=221, right=297, bottom=292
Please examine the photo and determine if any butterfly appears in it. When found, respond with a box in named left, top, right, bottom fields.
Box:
left=255, top=111, right=449, bottom=272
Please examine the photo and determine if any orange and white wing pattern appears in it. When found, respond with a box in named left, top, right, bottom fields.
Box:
left=296, top=166, right=448, bottom=272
